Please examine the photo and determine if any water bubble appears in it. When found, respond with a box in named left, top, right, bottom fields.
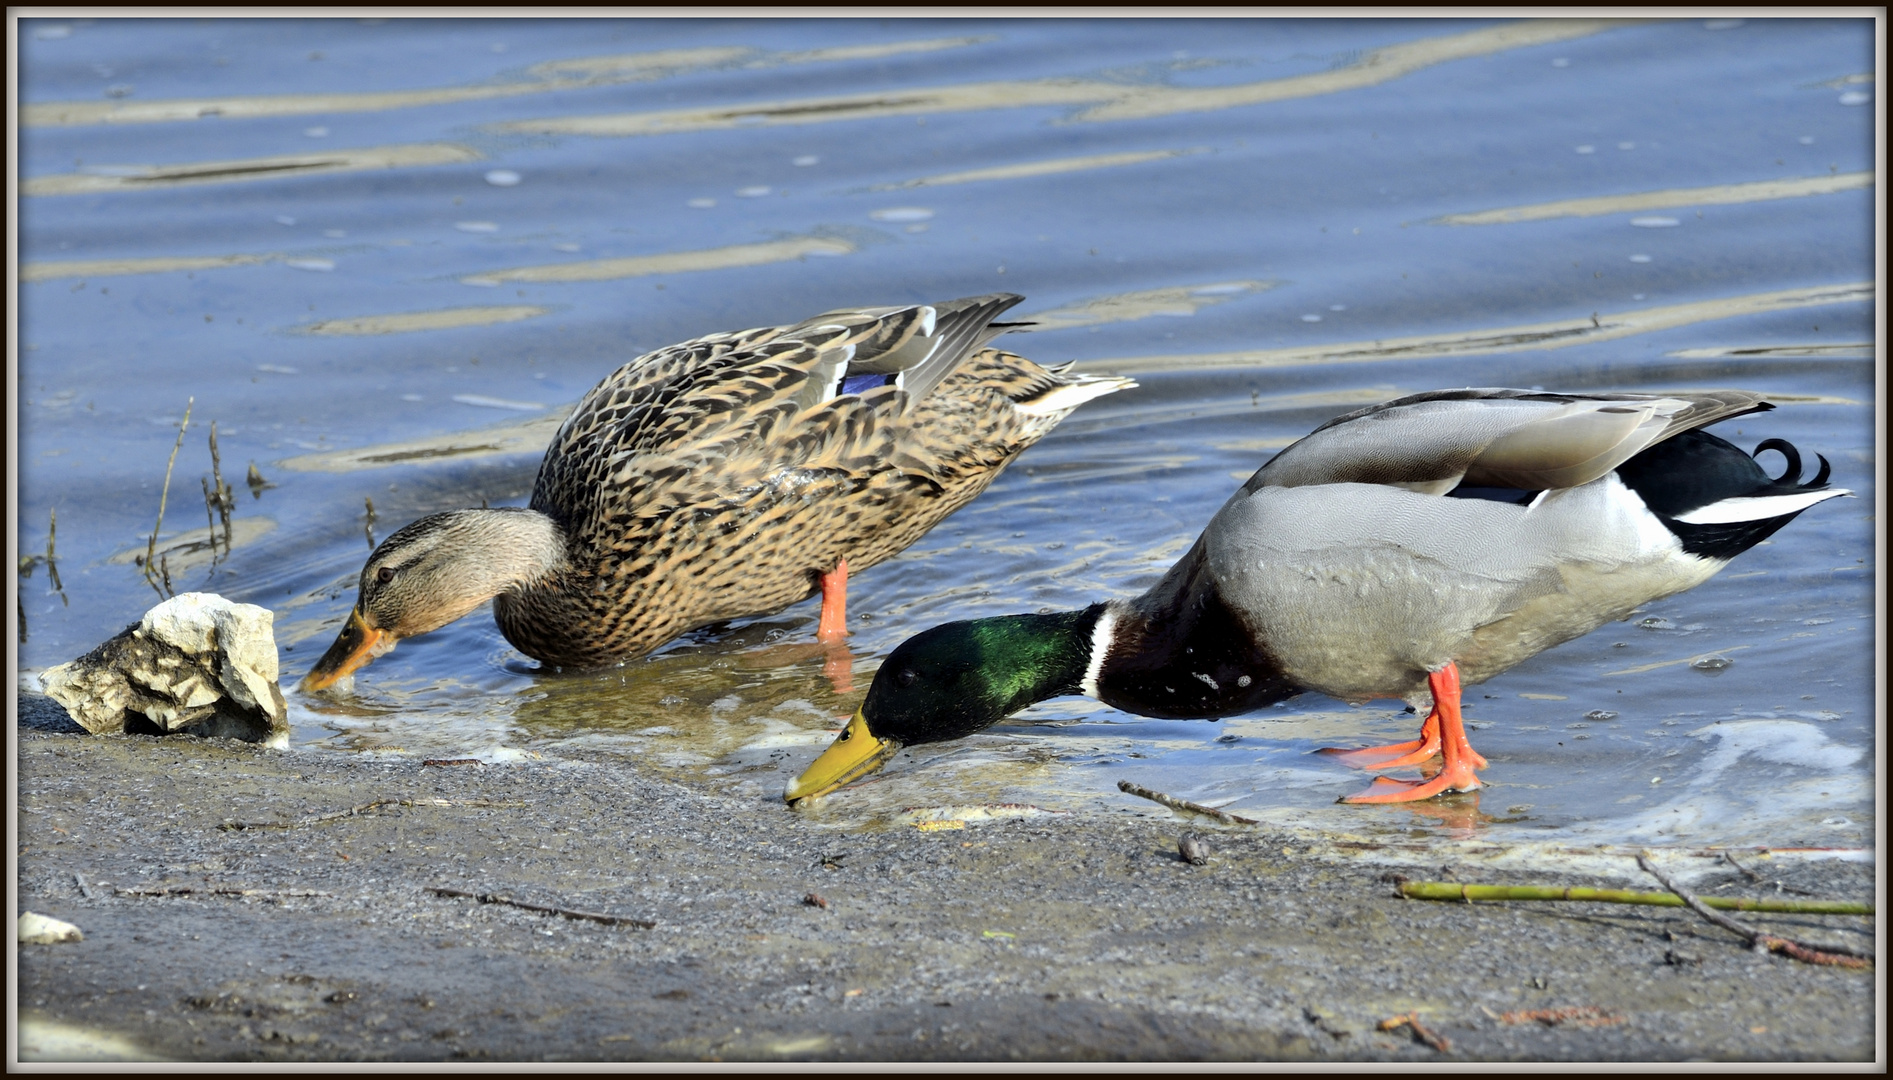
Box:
left=285, top=259, right=335, bottom=272
left=455, top=221, right=499, bottom=233
left=1551, top=57, right=1570, bottom=67
left=1838, top=91, right=1870, bottom=106
left=870, top=207, right=934, bottom=223
left=323, top=229, right=346, bottom=238
left=274, top=215, right=298, bottom=226
left=303, top=126, right=329, bottom=138
left=1575, top=145, right=1595, bottom=154
left=1299, top=314, right=1322, bottom=322
left=1585, top=710, right=1619, bottom=722
left=1702, top=18, right=1744, bottom=29
left=1821, top=817, right=1853, bottom=827
left=483, top=169, right=522, bottom=187
left=1690, top=656, right=1732, bottom=672
left=792, top=155, right=820, bottom=167
left=735, top=185, right=772, bottom=198
left=1629, top=254, right=1653, bottom=263
left=1638, top=616, right=1673, bottom=630
left=687, top=198, right=716, bottom=209
left=1630, top=216, right=1680, bottom=228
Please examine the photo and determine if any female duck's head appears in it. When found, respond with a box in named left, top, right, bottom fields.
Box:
left=300, top=508, right=565, bottom=691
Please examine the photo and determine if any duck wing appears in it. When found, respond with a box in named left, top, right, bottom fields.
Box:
left=789, top=292, right=1027, bottom=410
left=1248, top=387, right=1772, bottom=495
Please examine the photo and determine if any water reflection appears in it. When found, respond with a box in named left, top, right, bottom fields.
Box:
left=17, top=17, right=1875, bottom=853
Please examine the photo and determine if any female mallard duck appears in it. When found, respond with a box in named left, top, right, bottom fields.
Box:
left=786, top=387, right=1850, bottom=805
left=300, top=293, right=1133, bottom=691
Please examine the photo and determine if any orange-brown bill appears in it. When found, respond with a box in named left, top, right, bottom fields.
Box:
left=299, top=607, right=395, bottom=692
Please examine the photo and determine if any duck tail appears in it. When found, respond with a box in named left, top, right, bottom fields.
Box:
left=1615, top=429, right=1852, bottom=560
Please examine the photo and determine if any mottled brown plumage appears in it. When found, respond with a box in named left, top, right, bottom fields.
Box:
left=301, top=294, right=1133, bottom=688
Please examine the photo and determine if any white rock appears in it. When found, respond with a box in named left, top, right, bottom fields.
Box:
left=19, top=912, right=84, bottom=945
left=38, top=592, right=287, bottom=743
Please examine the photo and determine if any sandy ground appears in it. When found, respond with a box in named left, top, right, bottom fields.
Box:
left=12, top=692, right=1880, bottom=1064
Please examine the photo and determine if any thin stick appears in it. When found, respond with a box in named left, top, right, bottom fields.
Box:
left=427, top=886, right=655, bottom=929
left=143, top=397, right=193, bottom=595
left=115, top=885, right=332, bottom=898
left=201, top=477, right=220, bottom=562
left=1377, top=1013, right=1450, bottom=1053
left=46, top=507, right=65, bottom=598
left=1117, top=780, right=1257, bottom=825
left=1636, top=851, right=1871, bottom=968
left=1722, top=849, right=1821, bottom=897
left=1397, top=880, right=1870, bottom=916
left=218, top=797, right=525, bottom=830
left=209, top=420, right=233, bottom=549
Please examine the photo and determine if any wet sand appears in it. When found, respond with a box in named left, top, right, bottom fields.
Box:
left=15, top=693, right=1876, bottom=1063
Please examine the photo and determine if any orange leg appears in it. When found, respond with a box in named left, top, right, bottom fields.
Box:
left=1317, top=672, right=1488, bottom=771
left=1342, top=662, right=1486, bottom=804
left=816, top=559, right=849, bottom=643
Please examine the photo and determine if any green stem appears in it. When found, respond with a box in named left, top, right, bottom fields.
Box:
left=1398, top=881, right=1871, bottom=915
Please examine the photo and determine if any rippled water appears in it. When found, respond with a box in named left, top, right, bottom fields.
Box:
left=16, top=17, right=1878, bottom=851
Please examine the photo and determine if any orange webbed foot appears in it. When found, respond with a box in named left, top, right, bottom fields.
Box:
left=1338, top=662, right=1487, bottom=803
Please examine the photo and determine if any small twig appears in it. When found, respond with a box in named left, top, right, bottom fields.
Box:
left=46, top=507, right=65, bottom=600
left=1721, top=849, right=1821, bottom=897
left=115, top=884, right=332, bottom=898
left=1117, top=780, right=1257, bottom=825
left=246, top=461, right=275, bottom=499
left=201, top=477, right=220, bottom=563
left=1637, top=851, right=1871, bottom=968
left=1721, top=849, right=1765, bottom=884
left=1378, top=1013, right=1451, bottom=1053
left=1396, top=880, right=1870, bottom=916
left=219, top=797, right=524, bottom=830
left=209, top=421, right=233, bottom=550
left=143, top=397, right=193, bottom=595
left=427, top=887, right=655, bottom=929
left=1496, top=1006, right=1624, bottom=1028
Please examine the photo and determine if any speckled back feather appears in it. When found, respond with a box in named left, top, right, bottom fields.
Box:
left=493, top=297, right=1131, bottom=669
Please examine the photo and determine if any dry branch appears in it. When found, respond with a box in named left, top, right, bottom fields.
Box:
left=1636, top=851, right=1871, bottom=968
left=427, top=887, right=655, bottom=928
left=1117, top=780, right=1257, bottom=825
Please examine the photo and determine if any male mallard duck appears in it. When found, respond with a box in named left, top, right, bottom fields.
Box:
left=300, top=293, right=1133, bottom=691
left=786, top=387, right=1850, bottom=805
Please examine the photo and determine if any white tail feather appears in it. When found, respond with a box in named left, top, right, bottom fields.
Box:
left=1673, top=488, right=1851, bottom=525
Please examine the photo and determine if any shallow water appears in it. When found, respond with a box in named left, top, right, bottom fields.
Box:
left=15, top=17, right=1878, bottom=851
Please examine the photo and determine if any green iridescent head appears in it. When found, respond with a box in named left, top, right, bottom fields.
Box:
left=785, top=607, right=1100, bottom=803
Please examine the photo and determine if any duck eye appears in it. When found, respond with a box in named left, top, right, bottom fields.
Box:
left=895, top=668, right=917, bottom=688
left=375, top=566, right=395, bottom=585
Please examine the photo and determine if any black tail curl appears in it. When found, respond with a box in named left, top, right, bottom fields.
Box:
left=1615, top=429, right=1839, bottom=560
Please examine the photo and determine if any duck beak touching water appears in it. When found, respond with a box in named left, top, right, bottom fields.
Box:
left=300, top=607, right=395, bottom=691
left=784, top=709, right=900, bottom=802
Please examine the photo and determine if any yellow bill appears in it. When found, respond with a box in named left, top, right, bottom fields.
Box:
left=785, top=708, right=899, bottom=803
left=299, top=607, right=395, bottom=692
